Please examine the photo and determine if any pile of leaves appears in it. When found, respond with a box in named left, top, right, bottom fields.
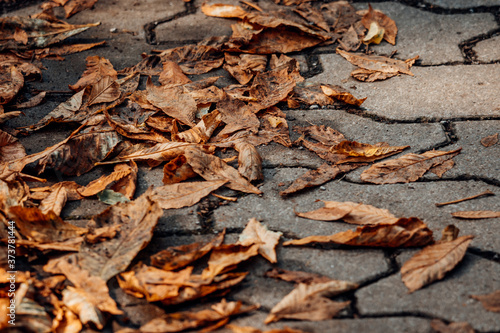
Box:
left=0, top=1, right=499, bottom=332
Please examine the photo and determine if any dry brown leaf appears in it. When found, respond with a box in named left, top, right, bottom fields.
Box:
left=234, top=141, right=263, bottom=181
left=320, top=84, right=366, bottom=106
left=429, top=159, right=455, bottom=178
left=287, top=85, right=333, bottom=108
left=69, top=55, right=117, bottom=91
left=159, top=60, right=192, bottom=87
left=0, top=129, right=26, bottom=163
left=31, top=41, right=106, bottom=59
left=360, top=149, right=461, bottom=184
left=87, top=75, right=121, bottom=106
left=151, top=231, right=224, bottom=271
left=285, top=217, right=433, bottom=248
left=184, top=147, right=262, bottom=194
left=38, top=183, right=68, bottom=216
left=451, top=211, right=500, bottom=219
left=162, top=154, right=197, bottom=184
left=294, top=125, right=345, bottom=145
left=201, top=3, right=247, bottom=18
left=11, top=91, right=46, bottom=109
left=140, top=299, right=258, bottom=333
left=9, top=206, right=87, bottom=243
left=480, top=133, right=498, bottom=147
left=441, top=225, right=460, bottom=243
left=78, top=163, right=133, bottom=197
left=61, top=0, right=99, bottom=18
left=471, top=290, right=500, bottom=313
left=296, top=200, right=399, bottom=225
left=294, top=3, right=329, bottom=32
left=47, top=190, right=162, bottom=281
left=360, top=4, right=398, bottom=45
left=0, top=16, right=99, bottom=52
left=202, top=243, right=260, bottom=280
left=330, top=140, right=409, bottom=163
left=320, top=1, right=360, bottom=33
left=265, top=268, right=332, bottom=285
left=430, top=319, right=475, bottom=333
left=401, top=235, right=473, bottom=293
left=224, top=53, right=267, bottom=85
left=29, top=181, right=83, bottom=201
left=227, top=326, right=307, bottom=333
left=217, top=96, right=260, bottom=138
left=0, top=66, right=24, bottom=105
left=339, top=25, right=361, bottom=51
left=238, top=218, right=281, bottom=263
left=150, top=180, right=227, bottom=210
left=265, top=280, right=357, bottom=323
left=173, top=110, right=222, bottom=144
left=280, top=163, right=359, bottom=196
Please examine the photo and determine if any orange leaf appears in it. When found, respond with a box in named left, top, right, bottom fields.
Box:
left=202, top=244, right=259, bottom=280
left=451, top=211, right=500, bottom=219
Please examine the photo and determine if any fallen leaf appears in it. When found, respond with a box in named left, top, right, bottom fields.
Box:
left=330, top=140, right=409, bottom=163
left=401, top=235, right=473, bottom=293
left=265, top=280, right=356, bottom=323
left=150, top=180, right=227, bottom=210
left=435, top=189, right=494, bottom=207
left=339, top=25, right=361, bottom=51
left=31, top=41, right=106, bottom=59
left=224, top=53, right=267, bottom=85
left=69, top=55, right=117, bottom=91
left=97, top=189, right=130, bottom=205
left=362, top=21, right=384, bottom=45
left=151, top=231, right=224, bottom=271
left=0, top=129, right=26, bottom=163
left=0, top=16, right=99, bottom=52
left=11, top=91, right=46, bottom=109
left=159, top=60, right=192, bottom=87
left=184, top=147, right=262, bottom=194
left=78, top=163, right=134, bottom=197
left=284, top=217, right=433, bottom=247
left=201, top=3, right=247, bottom=18
left=440, top=225, right=460, bottom=243
left=280, top=163, right=359, bottom=196
left=451, top=211, right=500, bottom=219
left=162, top=154, right=197, bottom=184
left=216, top=96, right=260, bottom=138
left=47, top=190, right=162, bottom=281
left=293, top=125, right=345, bottom=146
left=320, top=2, right=361, bottom=33
left=320, top=84, right=366, bottom=106
left=0, top=66, right=24, bottom=105
left=430, top=319, right=475, bottom=333
left=61, top=0, right=99, bottom=18
left=265, top=268, right=332, bottom=285
left=471, top=290, right=500, bottom=313
left=234, top=141, right=263, bottom=181
left=287, top=85, right=333, bottom=108
left=480, top=133, right=498, bottom=147
left=360, top=4, right=397, bottom=45
left=360, top=149, right=461, bottom=184
left=202, top=243, right=260, bottom=280
left=87, top=76, right=121, bottom=106
left=38, top=183, right=68, bottom=216
left=296, top=200, right=399, bottom=225
left=238, top=218, right=281, bottom=263
left=173, top=110, right=222, bottom=143
left=294, top=3, right=329, bottom=32
left=140, top=299, right=258, bottom=332
left=429, top=159, right=455, bottom=178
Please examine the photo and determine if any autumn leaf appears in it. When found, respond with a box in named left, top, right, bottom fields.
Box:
left=78, top=163, right=134, bottom=197
left=233, top=141, right=263, bottom=182
left=401, top=235, right=473, bottom=293
left=228, top=326, right=308, bottom=333
left=329, top=140, right=409, bottom=163
left=451, top=211, right=500, bottom=219
left=69, top=55, right=117, bottom=91
left=0, top=129, right=26, bottom=163
left=151, top=231, right=225, bottom=271
left=140, top=299, right=258, bottom=333
left=11, top=91, right=46, bottom=109
left=265, top=268, right=332, bottom=285
left=173, top=110, right=222, bottom=144
left=294, top=125, right=345, bottom=146
left=201, top=3, right=247, bottom=18
left=238, top=218, right=281, bottom=263
left=360, top=4, right=398, bottom=45
left=362, top=21, right=385, bottom=45
left=0, top=66, right=24, bottom=105
left=480, top=133, right=498, bottom=147
left=295, top=200, right=399, bottom=225
left=149, top=180, right=227, bottom=210
left=87, top=76, right=121, bottom=106
left=201, top=243, right=260, bottom=280
left=38, top=183, right=68, bottom=216
left=287, top=85, right=334, bottom=108
left=339, top=25, right=361, bottom=52
left=360, top=149, right=461, bottom=184
left=162, top=154, right=197, bottom=184
left=284, top=217, right=433, bottom=248
left=30, top=181, right=83, bottom=202
left=265, top=280, right=357, bottom=323
left=471, top=290, right=500, bottom=313
left=224, top=53, right=267, bottom=85
left=184, top=147, right=262, bottom=194
left=216, top=95, right=260, bottom=138
left=280, top=163, right=360, bottom=196
left=320, top=84, right=367, bottom=106
left=430, top=319, right=475, bottom=333
left=294, top=2, right=329, bottom=32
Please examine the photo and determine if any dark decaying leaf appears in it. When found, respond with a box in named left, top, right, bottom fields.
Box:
left=480, top=133, right=498, bottom=147
left=294, top=2, right=329, bottom=32
left=360, top=149, right=461, bottom=184
left=0, top=129, right=26, bottom=163
left=401, top=235, right=473, bottom=293
left=0, top=66, right=24, bottom=105
left=265, top=268, right=333, bottom=285
left=151, top=231, right=225, bottom=271
left=162, top=154, right=197, bottom=184
left=284, top=217, right=433, bottom=248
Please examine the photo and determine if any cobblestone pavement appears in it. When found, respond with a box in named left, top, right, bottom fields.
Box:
left=3, top=0, right=500, bottom=332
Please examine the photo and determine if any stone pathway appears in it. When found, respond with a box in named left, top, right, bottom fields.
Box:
left=3, top=0, right=499, bottom=332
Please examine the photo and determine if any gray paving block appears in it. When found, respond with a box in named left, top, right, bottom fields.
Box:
left=356, top=254, right=500, bottom=332
left=427, top=0, right=500, bottom=8
left=217, top=311, right=432, bottom=333
left=352, top=2, right=497, bottom=65
left=475, top=35, right=500, bottom=63
left=311, top=57, right=500, bottom=120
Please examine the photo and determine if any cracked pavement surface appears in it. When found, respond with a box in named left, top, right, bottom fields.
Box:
left=2, top=0, right=499, bottom=332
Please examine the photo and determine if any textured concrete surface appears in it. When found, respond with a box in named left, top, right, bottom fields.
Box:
left=3, top=0, right=500, bottom=332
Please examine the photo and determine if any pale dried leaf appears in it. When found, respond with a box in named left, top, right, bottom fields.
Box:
left=480, top=133, right=498, bottom=147
left=337, top=49, right=417, bottom=76
left=451, top=211, right=500, bottom=219
left=238, top=218, right=281, bottom=263
left=234, top=141, right=263, bottom=181
left=202, top=3, right=247, bottom=18
left=471, top=290, right=500, bottom=313
left=38, top=183, right=68, bottom=216
left=360, top=4, right=397, bottom=45
left=202, top=244, right=260, bottom=280
left=69, top=55, right=117, bottom=91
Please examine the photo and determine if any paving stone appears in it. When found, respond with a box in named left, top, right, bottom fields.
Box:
left=311, top=57, right=500, bottom=120
left=352, top=2, right=497, bottom=65
left=356, top=254, right=500, bottom=332
left=217, top=311, right=433, bottom=333
left=474, top=35, right=500, bottom=62
left=214, top=169, right=500, bottom=252
left=427, top=120, right=500, bottom=181
left=427, top=0, right=500, bottom=8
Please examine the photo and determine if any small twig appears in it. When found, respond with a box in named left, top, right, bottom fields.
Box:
left=212, top=193, right=237, bottom=202
left=435, top=190, right=495, bottom=207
